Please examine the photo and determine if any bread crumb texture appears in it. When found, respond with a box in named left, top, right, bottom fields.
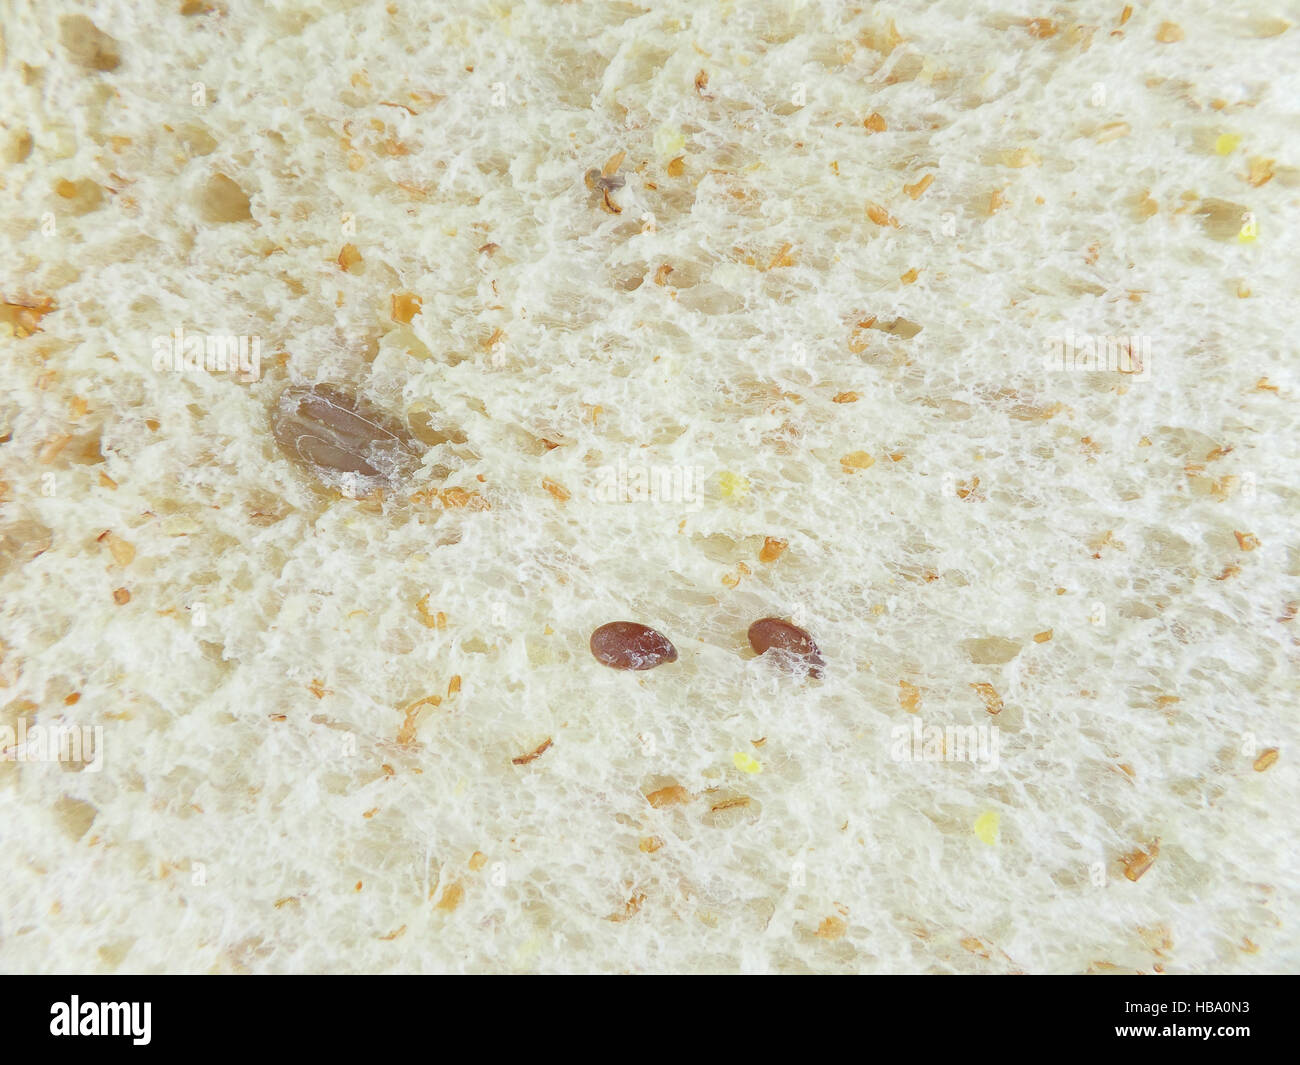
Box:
left=0, top=0, right=1297, bottom=974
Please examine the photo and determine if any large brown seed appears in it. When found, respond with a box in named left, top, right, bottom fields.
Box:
left=590, top=622, right=678, bottom=671
left=271, top=384, right=418, bottom=490
left=747, top=617, right=824, bottom=677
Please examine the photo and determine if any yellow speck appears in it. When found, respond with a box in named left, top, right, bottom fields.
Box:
left=719, top=471, right=750, bottom=499
left=1215, top=133, right=1241, bottom=156
left=974, top=810, right=1000, bottom=845
left=654, top=123, right=686, bottom=160
left=733, top=751, right=762, bottom=774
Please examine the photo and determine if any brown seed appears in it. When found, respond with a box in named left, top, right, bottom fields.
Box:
left=747, top=617, right=824, bottom=678
left=590, top=622, right=677, bottom=671
left=271, top=385, right=419, bottom=491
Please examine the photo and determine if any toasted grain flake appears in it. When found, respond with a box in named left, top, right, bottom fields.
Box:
left=1119, top=5, right=1133, bottom=26
left=542, top=477, right=570, bottom=502
left=415, top=595, right=447, bottom=629
left=98, top=471, right=118, bottom=489
left=337, top=243, right=361, bottom=271
left=468, top=850, right=487, bottom=870
left=899, top=679, right=921, bottom=713
left=970, top=682, right=1003, bottom=715
left=646, top=785, right=689, bottom=808
left=666, top=155, right=685, bottom=177
left=391, top=291, right=421, bottom=324
left=112, top=587, right=130, bottom=605
left=900, top=267, right=921, bottom=286
left=439, top=486, right=490, bottom=510
left=639, top=836, right=665, bottom=853
left=1121, top=842, right=1159, bottom=881
left=1253, top=747, right=1279, bottom=772
left=397, top=694, right=441, bottom=744
left=904, top=173, right=933, bottom=199
left=308, top=678, right=332, bottom=698
left=989, top=188, right=1006, bottom=214
left=435, top=881, right=464, bottom=912
left=832, top=391, right=859, bottom=404
left=38, top=434, right=72, bottom=463
left=1209, top=476, right=1235, bottom=502
left=711, top=796, right=750, bottom=812
left=601, top=151, right=626, bottom=179
left=694, top=69, right=709, bottom=93
left=1096, top=121, right=1130, bottom=143
left=1033, top=629, right=1053, bottom=643
left=861, top=18, right=903, bottom=54
left=866, top=202, right=899, bottom=227
left=767, top=242, right=795, bottom=270
left=999, top=147, right=1040, bottom=168
left=759, top=536, right=788, bottom=563
left=100, top=531, right=136, bottom=566
left=841, top=450, right=875, bottom=471
left=1025, top=17, right=1058, bottom=38
left=816, top=916, right=847, bottom=940
left=863, top=112, right=887, bottom=133
left=2, top=293, right=57, bottom=338
left=511, top=737, right=553, bottom=765
left=1246, top=157, right=1275, bottom=187
left=1234, top=530, right=1260, bottom=551
left=1156, top=22, right=1184, bottom=43
left=448, top=675, right=461, bottom=696
left=607, top=892, right=646, bottom=923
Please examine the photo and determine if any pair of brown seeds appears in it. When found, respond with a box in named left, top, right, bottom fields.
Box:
left=590, top=619, right=824, bottom=678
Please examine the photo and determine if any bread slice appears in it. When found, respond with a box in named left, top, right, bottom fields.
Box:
left=0, top=2, right=1296, bottom=974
